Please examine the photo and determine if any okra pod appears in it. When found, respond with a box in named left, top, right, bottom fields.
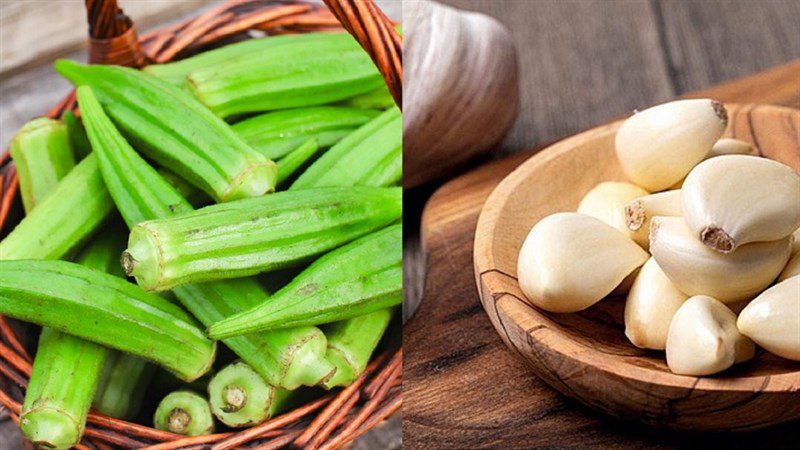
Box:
left=9, top=117, right=76, bottom=212
left=79, top=88, right=335, bottom=389
left=19, top=232, right=125, bottom=450
left=291, top=107, right=401, bottom=189
left=232, top=106, right=379, bottom=159
left=0, top=154, right=114, bottom=260
left=145, top=32, right=340, bottom=86
left=62, top=111, right=92, bottom=160
left=93, top=352, right=155, bottom=419
left=186, top=33, right=384, bottom=117
left=123, top=186, right=401, bottom=291
left=0, top=260, right=215, bottom=381
left=322, top=309, right=394, bottom=389
left=209, top=224, right=402, bottom=338
left=276, top=139, right=320, bottom=186
left=154, top=391, right=214, bottom=436
left=207, top=361, right=292, bottom=427
left=57, top=64, right=277, bottom=202
left=158, top=167, right=210, bottom=207
left=340, top=85, right=395, bottom=110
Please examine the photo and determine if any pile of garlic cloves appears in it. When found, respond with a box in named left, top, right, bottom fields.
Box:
left=517, top=99, right=800, bottom=376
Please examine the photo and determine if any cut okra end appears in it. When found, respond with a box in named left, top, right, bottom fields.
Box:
left=123, top=225, right=164, bottom=292
left=154, top=391, right=214, bottom=436
left=220, top=159, right=279, bottom=202
left=283, top=330, right=337, bottom=388
left=20, top=407, right=82, bottom=450
left=208, top=361, right=291, bottom=428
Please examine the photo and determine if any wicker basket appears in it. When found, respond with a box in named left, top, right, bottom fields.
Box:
left=0, top=1, right=402, bottom=448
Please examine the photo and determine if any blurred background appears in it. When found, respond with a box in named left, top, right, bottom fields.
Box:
left=0, top=2, right=401, bottom=448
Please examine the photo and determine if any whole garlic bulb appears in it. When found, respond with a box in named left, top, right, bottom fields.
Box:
left=403, top=0, right=518, bottom=187
left=615, top=99, right=727, bottom=191
left=517, top=212, right=648, bottom=313
left=737, top=275, right=800, bottom=361
left=666, top=295, right=754, bottom=376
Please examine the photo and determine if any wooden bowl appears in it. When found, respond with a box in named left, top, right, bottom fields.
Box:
left=473, top=103, right=800, bottom=432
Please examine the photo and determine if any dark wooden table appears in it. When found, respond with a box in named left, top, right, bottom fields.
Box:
left=403, top=0, right=800, bottom=448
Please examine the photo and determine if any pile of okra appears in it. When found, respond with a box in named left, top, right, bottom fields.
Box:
left=0, top=31, right=401, bottom=447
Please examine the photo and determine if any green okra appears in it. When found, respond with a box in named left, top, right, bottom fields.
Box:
left=157, top=167, right=210, bottom=207
left=232, top=106, right=379, bottom=159
left=93, top=352, right=155, bottom=419
left=78, top=88, right=335, bottom=389
left=322, top=309, right=394, bottom=389
left=145, top=32, right=342, bottom=87
left=208, top=224, right=402, bottom=338
left=122, top=186, right=401, bottom=291
left=339, top=85, right=395, bottom=110
left=276, top=139, right=320, bottom=187
left=57, top=65, right=277, bottom=203
left=0, top=154, right=114, bottom=260
left=291, top=107, right=401, bottom=189
left=62, top=111, right=92, bottom=161
left=154, top=391, right=214, bottom=436
left=186, top=33, right=384, bottom=117
left=208, top=361, right=293, bottom=428
left=0, top=260, right=216, bottom=381
left=9, top=117, right=76, bottom=212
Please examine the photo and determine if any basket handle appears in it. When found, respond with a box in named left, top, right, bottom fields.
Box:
left=83, top=0, right=402, bottom=108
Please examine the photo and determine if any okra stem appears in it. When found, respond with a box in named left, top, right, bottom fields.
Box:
left=232, top=106, right=379, bottom=159
left=208, top=224, right=402, bottom=338
left=154, top=391, right=214, bottom=436
left=58, top=65, right=277, bottom=202
left=276, top=139, right=320, bottom=186
left=207, top=361, right=292, bottom=428
left=322, top=309, right=394, bottom=389
left=78, top=86, right=335, bottom=389
left=9, top=117, right=76, bottom=212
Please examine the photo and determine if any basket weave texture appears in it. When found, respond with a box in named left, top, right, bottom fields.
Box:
left=0, top=1, right=402, bottom=448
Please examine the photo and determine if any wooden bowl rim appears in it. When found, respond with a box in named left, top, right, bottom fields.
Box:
left=474, top=102, right=800, bottom=393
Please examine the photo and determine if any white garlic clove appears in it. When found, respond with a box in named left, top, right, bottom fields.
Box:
left=577, top=181, right=649, bottom=239
left=615, top=99, right=727, bottom=191
left=649, top=216, right=792, bottom=303
left=666, top=295, right=754, bottom=376
left=624, top=258, right=688, bottom=350
left=778, top=251, right=800, bottom=282
left=517, top=212, right=649, bottom=313
left=681, top=155, right=800, bottom=253
left=737, top=275, right=800, bottom=361
left=623, top=189, right=682, bottom=249
left=669, top=138, right=758, bottom=189
left=791, top=228, right=800, bottom=256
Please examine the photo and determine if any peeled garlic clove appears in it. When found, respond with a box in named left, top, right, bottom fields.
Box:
left=738, top=275, right=800, bottom=361
left=624, top=258, right=688, bottom=350
left=778, top=251, right=800, bottom=281
left=624, top=189, right=682, bottom=249
left=577, top=181, right=649, bottom=239
left=707, top=138, right=758, bottom=158
left=666, top=295, right=754, bottom=376
left=791, top=228, right=800, bottom=256
left=517, top=212, right=649, bottom=313
left=682, top=155, right=800, bottom=253
left=615, top=99, right=727, bottom=191
left=650, top=216, right=792, bottom=303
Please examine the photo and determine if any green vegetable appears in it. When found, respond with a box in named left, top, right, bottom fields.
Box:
left=232, top=106, right=379, bottom=159
left=209, top=224, right=402, bottom=338
left=18, top=232, right=124, bottom=450
left=276, top=139, right=320, bottom=186
left=186, top=33, right=384, bottom=117
left=56, top=65, right=277, bottom=202
left=62, top=111, right=92, bottom=160
left=207, top=361, right=293, bottom=427
left=157, top=167, right=210, bottom=207
left=292, top=107, right=401, bottom=189
left=93, top=352, right=155, bottom=419
left=154, top=391, right=214, bottom=436
left=78, top=87, right=335, bottom=389
left=339, top=85, right=395, bottom=110
left=122, top=186, right=401, bottom=291
left=0, top=260, right=216, bottom=381
left=0, top=154, right=114, bottom=260
left=145, top=32, right=343, bottom=86
left=322, top=309, right=394, bottom=388
left=9, top=117, right=76, bottom=212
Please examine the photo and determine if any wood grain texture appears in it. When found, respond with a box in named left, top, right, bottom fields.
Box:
left=404, top=58, right=800, bottom=450
left=474, top=103, right=800, bottom=432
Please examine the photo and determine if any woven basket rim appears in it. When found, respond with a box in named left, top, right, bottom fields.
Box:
left=0, top=1, right=402, bottom=448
